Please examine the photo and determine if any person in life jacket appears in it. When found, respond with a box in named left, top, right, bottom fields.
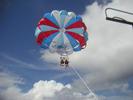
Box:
left=60, top=56, right=69, bottom=67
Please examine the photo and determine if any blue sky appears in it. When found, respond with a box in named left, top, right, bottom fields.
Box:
left=0, top=0, right=110, bottom=87
left=0, top=0, right=133, bottom=100
left=0, top=0, right=97, bottom=68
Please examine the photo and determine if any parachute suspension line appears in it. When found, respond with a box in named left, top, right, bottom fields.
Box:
left=67, top=65, right=78, bottom=83
left=69, top=66, right=93, bottom=94
left=69, top=66, right=99, bottom=99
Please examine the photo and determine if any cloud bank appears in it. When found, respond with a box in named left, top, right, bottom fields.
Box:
left=0, top=79, right=98, bottom=100
left=41, top=0, right=133, bottom=99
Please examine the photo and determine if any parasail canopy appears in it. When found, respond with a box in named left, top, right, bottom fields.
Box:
left=35, top=10, right=88, bottom=55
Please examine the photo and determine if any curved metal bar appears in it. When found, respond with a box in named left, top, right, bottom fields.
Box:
left=105, top=8, right=133, bottom=26
left=105, top=8, right=133, bottom=17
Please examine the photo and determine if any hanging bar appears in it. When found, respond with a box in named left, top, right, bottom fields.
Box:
left=105, top=8, right=133, bottom=26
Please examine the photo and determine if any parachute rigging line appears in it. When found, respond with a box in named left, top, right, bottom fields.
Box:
left=68, top=66, right=98, bottom=99
left=105, top=8, right=133, bottom=26
left=67, top=65, right=78, bottom=82
left=68, top=66, right=93, bottom=94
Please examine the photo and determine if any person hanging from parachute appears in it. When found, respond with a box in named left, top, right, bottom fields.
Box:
left=60, top=55, right=69, bottom=67
left=35, top=10, right=88, bottom=67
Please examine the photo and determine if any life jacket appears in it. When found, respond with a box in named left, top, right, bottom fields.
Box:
left=61, top=59, right=64, bottom=64
left=65, top=60, right=69, bottom=64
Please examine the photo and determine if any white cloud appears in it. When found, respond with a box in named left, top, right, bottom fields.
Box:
left=71, top=0, right=133, bottom=92
left=0, top=86, right=30, bottom=100
left=0, top=71, right=23, bottom=89
left=0, top=53, right=60, bottom=71
left=102, top=95, right=133, bottom=100
left=1, top=53, right=39, bottom=69
left=40, top=0, right=133, bottom=99
left=0, top=80, right=98, bottom=100
left=27, top=80, right=71, bottom=98
left=40, top=50, right=59, bottom=64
